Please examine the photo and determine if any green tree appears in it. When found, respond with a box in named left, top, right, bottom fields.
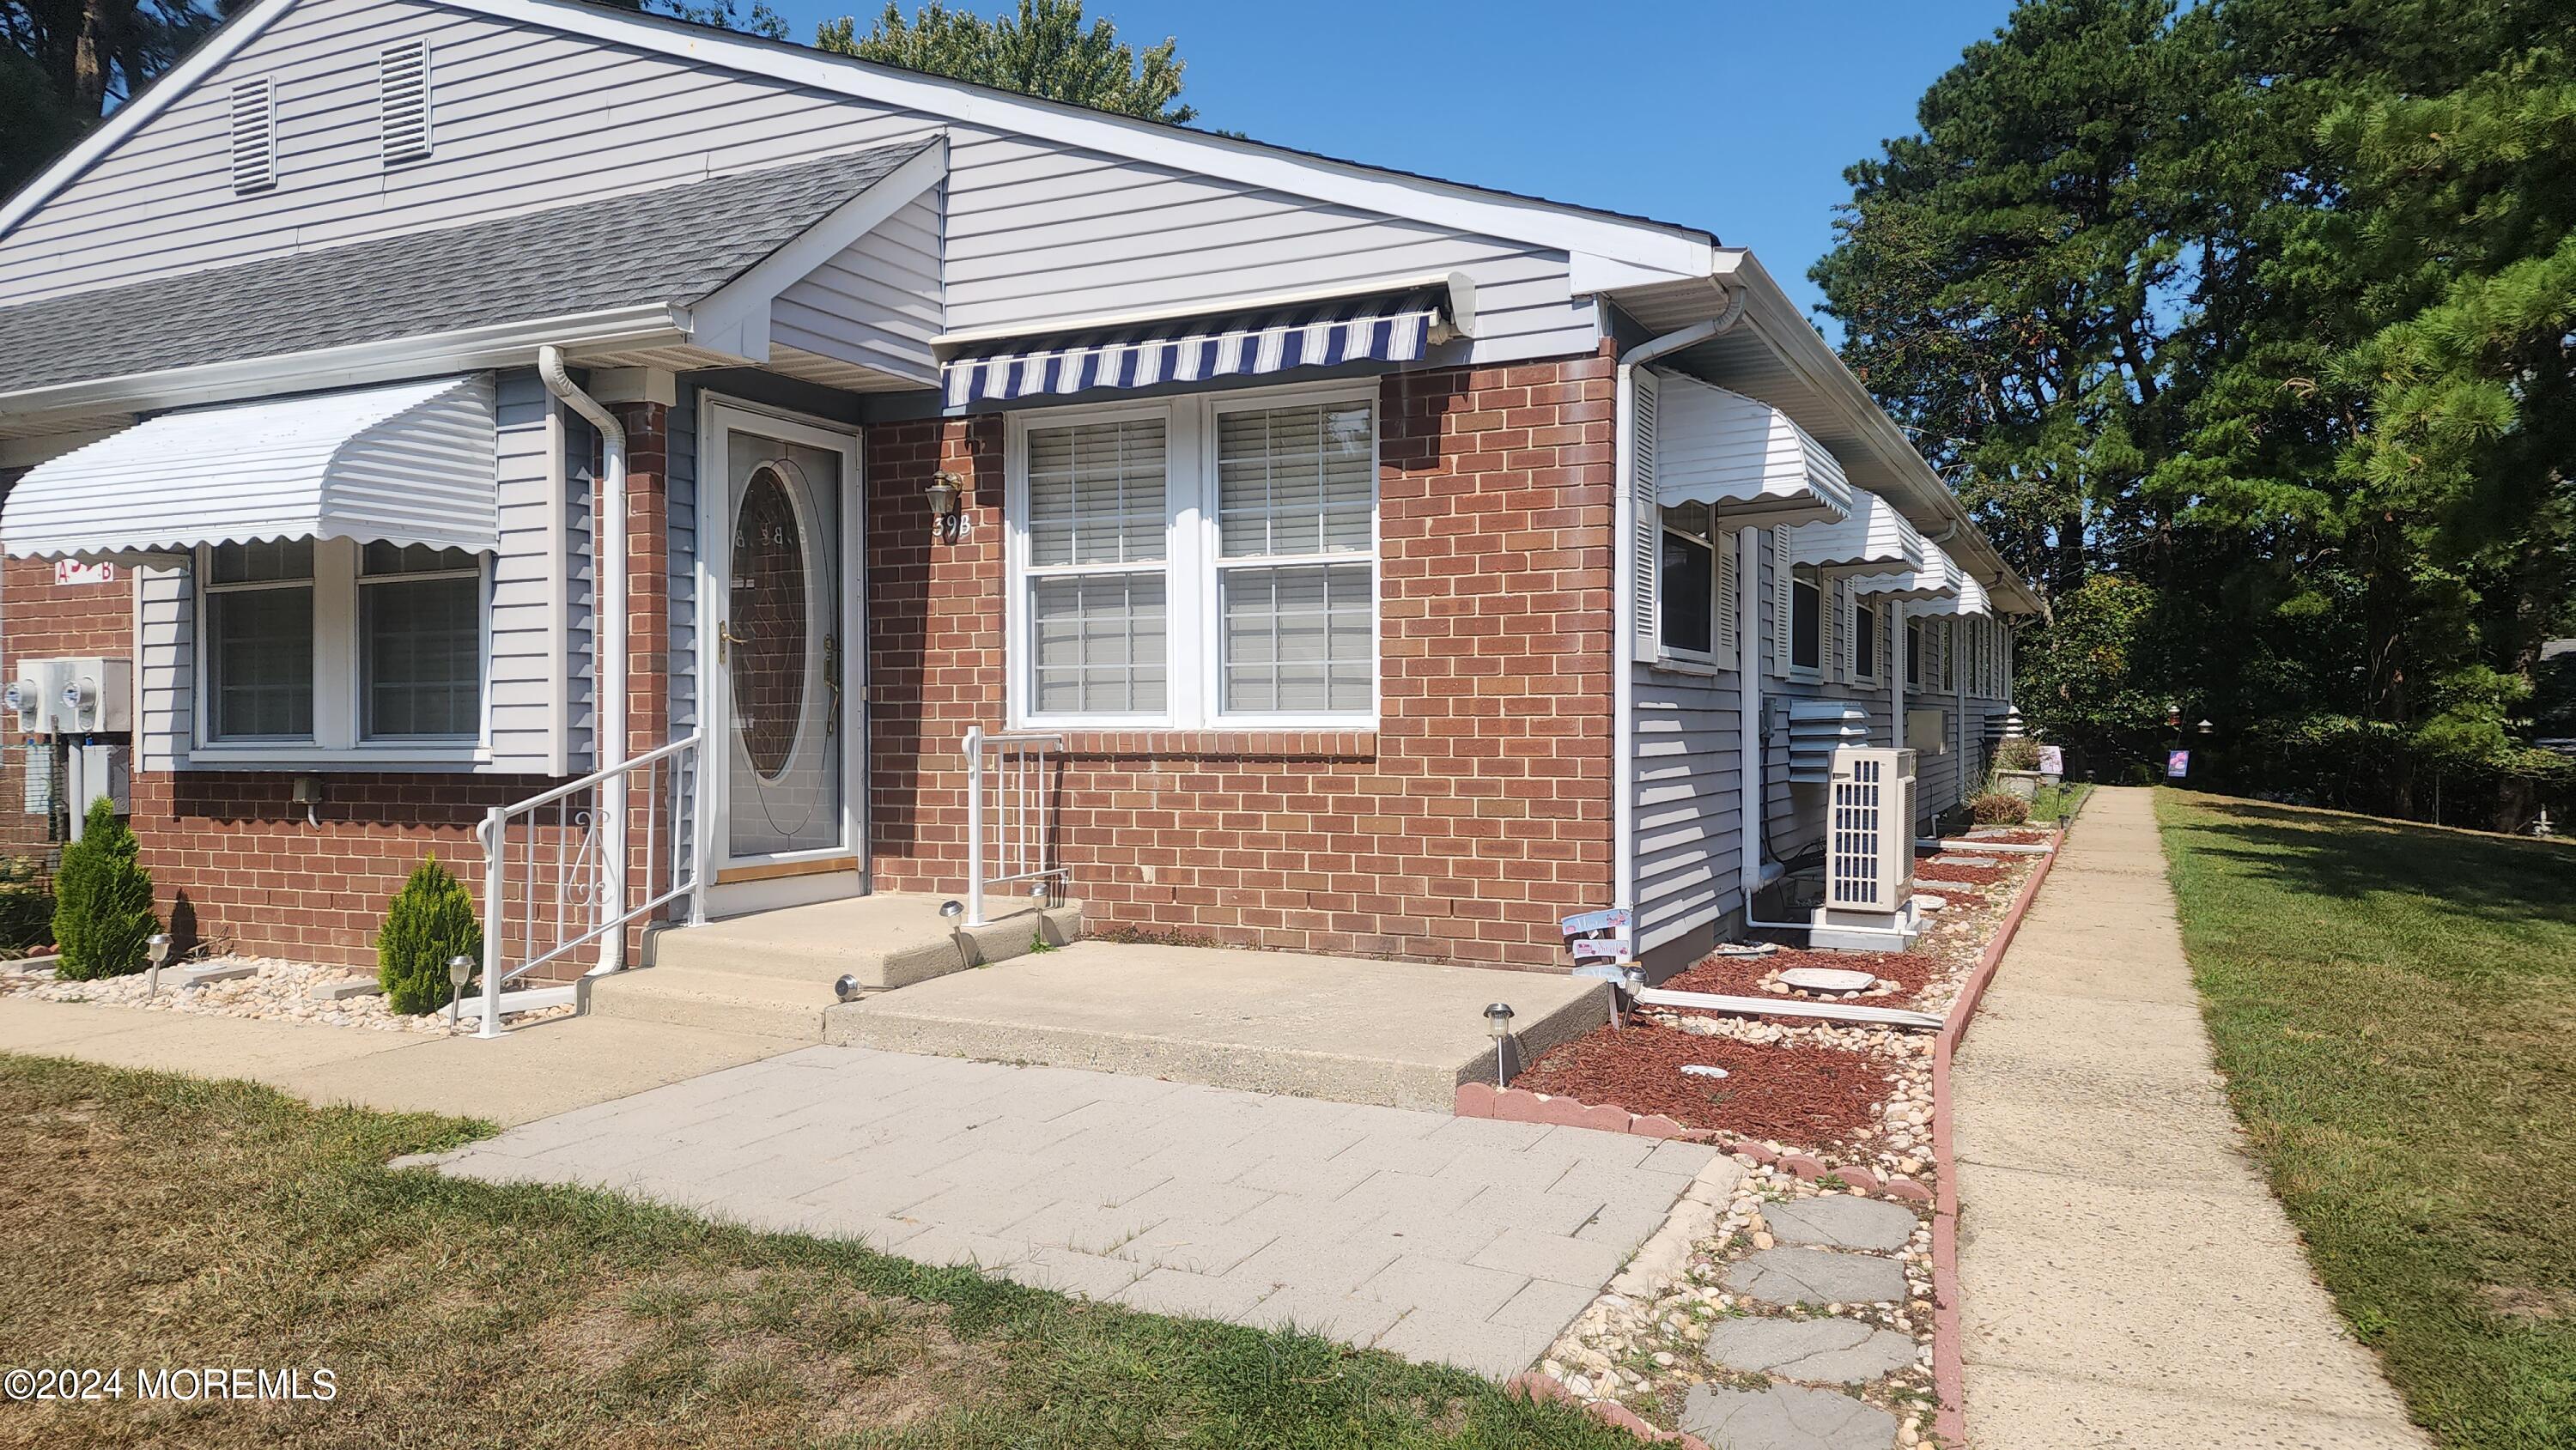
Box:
left=52, top=798, right=158, bottom=980
left=0, top=0, right=235, bottom=195
left=817, top=0, right=1193, bottom=123
left=375, top=855, right=482, bottom=1016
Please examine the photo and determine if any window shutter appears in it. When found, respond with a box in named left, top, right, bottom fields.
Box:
left=1715, top=528, right=1737, bottom=660
left=1771, top=528, right=1793, bottom=676
left=1822, top=579, right=1842, bottom=683
left=1630, top=369, right=1661, bottom=660
left=380, top=39, right=433, bottom=165
left=229, top=79, right=276, bottom=194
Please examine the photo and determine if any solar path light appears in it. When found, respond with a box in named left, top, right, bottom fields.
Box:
left=144, top=931, right=172, bottom=995
left=1485, top=1002, right=1516, bottom=1089
left=447, top=955, right=473, bottom=1028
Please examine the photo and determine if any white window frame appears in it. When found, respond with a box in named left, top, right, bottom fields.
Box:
left=1005, top=379, right=1381, bottom=731
left=1654, top=502, right=1721, bottom=670
left=190, top=537, right=493, bottom=767
left=1786, top=564, right=1825, bottom=682
left=1851, top=595, right=1880, bottom=685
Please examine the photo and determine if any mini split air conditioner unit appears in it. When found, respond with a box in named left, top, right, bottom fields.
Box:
left=1811, top=745, right=1920, bottom=951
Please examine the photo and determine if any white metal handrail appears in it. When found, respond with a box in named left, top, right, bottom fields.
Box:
left=471, top=732, right=702, bottom=1037
left=964, top=725, right=1067, bottom=927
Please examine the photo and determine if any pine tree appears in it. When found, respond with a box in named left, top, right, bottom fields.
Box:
left=52, top=798, right=159, bottom=980
left=376, top=855, right=483, bottom=1016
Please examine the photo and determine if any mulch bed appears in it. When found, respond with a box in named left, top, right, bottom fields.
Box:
left=1913, top=861, right=2008, bottom=886
left=1658, top=945, right=1943, bottom=1004
left=1966, top=829, right=2053, bottom=846
left=1510, top=1022, right=1893, bottom=1144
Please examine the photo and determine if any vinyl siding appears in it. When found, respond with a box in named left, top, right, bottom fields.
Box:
left=135, top=561, right=191, bottom=771
left=770, top=182, right=943, bottom=386
left=487, top=367, right=556, bottom=771
left=0, top=0, right=1595, bottom=370
left=1631, top=660, right=1742, bottom=959
left=665, top=379, right=698, bottom=877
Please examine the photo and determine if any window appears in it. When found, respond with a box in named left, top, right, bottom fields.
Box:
left=359, top=543, right=480, bottom=737
left=204, top=540, right=314, bottom=739
left=198, top=537, right=487, bottom=753
left=1789, top=566, right=1823, bottom=674
left=1853, top=599, right=1880, bottom=683
left=1905, top=616, right=1924, bottom=689
left=1658, top=503, right=1716, bottom=658
left=1012, top=385, right=1377, bottom=726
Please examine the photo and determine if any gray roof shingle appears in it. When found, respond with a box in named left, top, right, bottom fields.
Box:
left=0, top=137, right=937, bottom=395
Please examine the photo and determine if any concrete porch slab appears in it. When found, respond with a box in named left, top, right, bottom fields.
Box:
left=823, top=942, right=1610, bottom=1111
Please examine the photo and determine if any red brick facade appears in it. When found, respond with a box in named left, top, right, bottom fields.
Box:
left=863, top=356, right=1618, bottom=969
left=3, top=360, right=1615, bottom=973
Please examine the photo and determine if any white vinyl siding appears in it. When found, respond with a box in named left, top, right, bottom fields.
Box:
left=770, top=179, right=945, bottom=387
left=0, top=0, right=1593, bottom=370
left=229, top=78, right=277, bottom=194
left=1009, top=383, right=1376, bottom=729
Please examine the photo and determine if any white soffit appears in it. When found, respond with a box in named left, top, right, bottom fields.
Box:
left=2, top=374, right=498, bottom=558
left=1787, top=488, right=1924, bottom=577
left=1848, top=538, right=1963, bottom=603
left=1649, top=367, right=1853, bottom=529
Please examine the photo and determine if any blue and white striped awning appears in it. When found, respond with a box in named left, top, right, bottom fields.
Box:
left=942, top=286, right=1455, bottom=410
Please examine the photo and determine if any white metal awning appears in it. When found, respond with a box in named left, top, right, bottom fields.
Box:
left=1848, top=537, right=1964, bottom=603
left=2, top=374, right=498, bottom=559
left=940, top=277, right=1471, bottom=410
left=1648, top=368, right=1853, bottom=529
left=1785, top=489, right=1923, bottom=577
left=1911, top=554, right=1994, bottom=617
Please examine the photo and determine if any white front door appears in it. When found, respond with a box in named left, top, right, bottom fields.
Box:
left=702, top=400, right=864, bottom=898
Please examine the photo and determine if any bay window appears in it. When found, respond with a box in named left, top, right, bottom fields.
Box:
left=1010, top=385, right=1378, bottom=727
left=198, top=537, right=489, bottom=755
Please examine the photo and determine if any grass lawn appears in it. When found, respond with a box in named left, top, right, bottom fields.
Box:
left=2026, top=780, right=2092, bottom=825
left=0, top=1054, right=1634, bottom=1449
left=2156, top=790, right=2576, bottom=1449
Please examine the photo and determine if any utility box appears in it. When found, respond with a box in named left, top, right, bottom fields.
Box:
left=7, top=659, right=65, bottom=734
left=46, top=657, right=131, bottom=735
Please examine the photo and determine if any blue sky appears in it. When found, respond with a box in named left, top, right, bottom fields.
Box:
left=766, top=1, right=2021, bottom=325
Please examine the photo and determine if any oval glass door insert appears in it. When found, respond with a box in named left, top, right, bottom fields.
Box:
left=730, top=464, right=806, bottom=781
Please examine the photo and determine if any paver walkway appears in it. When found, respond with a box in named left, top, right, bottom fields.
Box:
left=1951, top=787, right=2428, bottom=1447
left=422, top=1043, right=1721, bottom=1378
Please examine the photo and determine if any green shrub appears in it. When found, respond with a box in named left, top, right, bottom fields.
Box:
left=1993, top=737, right=2044, bottom=773
left=1970, top=790, right=2033, bottom=826
left=376, top=855, right=483, bottom=1015
left=52, top=801, right=160, bottom=980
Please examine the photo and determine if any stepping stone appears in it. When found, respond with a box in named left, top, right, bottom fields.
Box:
left=177, top=962, right=256, bottom=987
left=1723, top=1247, right=1908, bottom=1305
left=307, top=975, right=384, bottom=1002
left=1704, top=1316, right=1918, bottom=1384
left=1680, top=1382, right=1898, bottom=1450
left=1777, top=967, right=1878, bottom=993
left=1927, top=854, right=2000, bottom=867
left=1763, top=1196, right=1918, bottom=1253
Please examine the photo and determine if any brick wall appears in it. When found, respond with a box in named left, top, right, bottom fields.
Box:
left=864, top=355, right=1617, bottom=969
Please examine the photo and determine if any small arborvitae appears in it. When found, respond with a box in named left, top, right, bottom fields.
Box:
left=52, top=799, right=160, bottom=980
left=377, top=854, right=484, bottom=1015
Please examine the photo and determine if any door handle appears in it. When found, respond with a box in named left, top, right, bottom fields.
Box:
left=718, top=622, right=745, bottom=664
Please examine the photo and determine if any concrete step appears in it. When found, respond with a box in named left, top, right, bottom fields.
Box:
left=589, top=893, right=1085, bottom=1043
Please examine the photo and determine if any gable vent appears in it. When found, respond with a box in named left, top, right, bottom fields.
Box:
left=228, top=79, right=277, bottom=194
left=379, top=39, right=433, bottom=165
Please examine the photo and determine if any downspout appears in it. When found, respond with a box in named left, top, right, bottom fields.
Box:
left=1612, top=286, right=1746, bottom=932
left=1735, top=525, right=1774, bottom=901
left=538, top=347, right=629, bottom=975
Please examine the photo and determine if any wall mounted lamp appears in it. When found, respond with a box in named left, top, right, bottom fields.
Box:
left=925, top=470, right=966, bottom=544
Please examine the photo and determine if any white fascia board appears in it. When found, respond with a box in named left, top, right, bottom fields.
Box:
left=689, top=135, right=949, bottom=363
left=0, top=305, right=687, bottom=427
left=449, top=0, right=1722, bottom=276
left=1710, top=249, right=2041, bottom=614
left=0, top=0, right=296, bottom=244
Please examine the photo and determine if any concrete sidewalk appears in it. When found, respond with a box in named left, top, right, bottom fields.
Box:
left=0, top=995, right=796, bottom=1125
left=1951, top=787, right=2428, bottom=1447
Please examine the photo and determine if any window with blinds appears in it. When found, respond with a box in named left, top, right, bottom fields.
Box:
left=1012, top=389, right=1378, bottom=725
left=1216, top=401, right=1375, bottom=714
left=1022, top=418, right=1170, bottom=716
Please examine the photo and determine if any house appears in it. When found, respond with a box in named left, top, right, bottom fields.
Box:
left=0, top=0, right=2032, bottom=1002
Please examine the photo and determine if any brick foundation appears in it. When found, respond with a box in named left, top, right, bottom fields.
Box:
left=864, top=357, right=1617, bottom=969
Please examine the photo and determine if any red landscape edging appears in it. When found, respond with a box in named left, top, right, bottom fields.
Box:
left=1927, top=816, right=2068, bottom=1447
